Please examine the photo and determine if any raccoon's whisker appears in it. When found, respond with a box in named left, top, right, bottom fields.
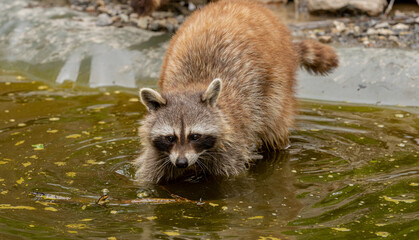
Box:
left=196, top=159, right=210, bottom=175
left=155, top=156, right=171, bottom=176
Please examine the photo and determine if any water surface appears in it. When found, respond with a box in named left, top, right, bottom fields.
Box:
left=0, top=74, right=417, bottom=239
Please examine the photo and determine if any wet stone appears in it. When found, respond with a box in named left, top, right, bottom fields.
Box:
left=96, top=13, right=113, bottom=26
left=318, top=35, right=332, bottom=43
left=149, top=20, right=165, bottom=31
left=137, top=16, right=152, bottom=29
left=392, top=23, right=409, bottom=31
left=119, top=14, right=129, bottom=23
left=374, top=22, right=389, bottom=29
left=151, top=11, right=175, bottom=19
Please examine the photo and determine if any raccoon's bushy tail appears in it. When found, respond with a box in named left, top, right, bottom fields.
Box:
left=294, top=40, right=339, bottom=75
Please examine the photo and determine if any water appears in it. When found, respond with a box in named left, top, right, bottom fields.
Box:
left=0, top=76, right=418, bottom=239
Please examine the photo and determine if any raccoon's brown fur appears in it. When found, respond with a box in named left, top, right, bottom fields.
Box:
left=131, top=0, right=163, bottom=16
left=134, top=0, right=338, bottom=183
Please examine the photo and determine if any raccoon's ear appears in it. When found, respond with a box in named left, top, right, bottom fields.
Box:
left=202, top=78, right=222, bottom=107
left=139, top=88, right=167, bottom=111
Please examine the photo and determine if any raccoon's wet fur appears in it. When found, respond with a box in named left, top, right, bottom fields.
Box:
left=134, top=0, right=338, bottom=183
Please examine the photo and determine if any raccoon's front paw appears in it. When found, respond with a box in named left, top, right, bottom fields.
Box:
left=250, top=153, right=263, bottom=160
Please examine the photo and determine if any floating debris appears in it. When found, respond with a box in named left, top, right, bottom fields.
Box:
left=382, top=196, right=416, bottom=204
left=66, top=224, right=87, bottom=229
left=66, top=172, right=76, bottom=177
left=97, top=195, right=109, bottom=205
left=80, top=219, right=93, bottom=222
left=332, top=227, right=351, bottom=232
left=16, top=177, right=24, bottom=184
left=15, top=140, right=25, bottom=146
left=376, top=232, right=390, bottom=237
left=22, top=162, right=31, bottom=167
left=66, top=134, right=81, bottom=139
left=44, top=207, right=58, bottom=212
left=248, top=216, right=264, bottom=220
left=0, top=204, right=35, bottom=210
left=86, top=159, right=105, bottom=165
left=49, top=117, right=60, bottom=121
left=32, top=144, right=44, bottom=150
left=163, top=231, right=180, bottom=236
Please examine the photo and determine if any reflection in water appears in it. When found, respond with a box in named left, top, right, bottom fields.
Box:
left=138, top=151, right=301, bottom=239
left=0, top=79, right=418, bottom=239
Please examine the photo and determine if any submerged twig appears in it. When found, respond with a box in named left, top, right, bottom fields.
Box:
left=30, top=191, right=204, bottom=206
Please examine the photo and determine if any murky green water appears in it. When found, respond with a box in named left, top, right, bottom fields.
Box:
left=0, top=73, right=418, bottom=239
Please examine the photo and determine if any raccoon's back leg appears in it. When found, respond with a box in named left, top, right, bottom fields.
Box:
left=257, top=73, right=297, bottom=150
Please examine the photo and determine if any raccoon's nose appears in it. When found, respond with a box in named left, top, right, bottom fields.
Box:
left=175, top=157, right=188, bottom=168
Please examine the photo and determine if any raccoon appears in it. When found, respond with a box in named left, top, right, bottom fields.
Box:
left=134, top=0, right=338, bottom=183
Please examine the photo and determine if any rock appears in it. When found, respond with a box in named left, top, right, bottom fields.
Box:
left=188, top=3, right=196, bottom=11
left=394, top=10, right=406, bottom=18
left=129, top=13, right=139, bottom=20
left=367, top=28, right=394, bottom=36
left=70, top=5, right=84, bottom=11
left=151, top=11, right=175, bottom=19
left=85, top=5, right=95, bottom=13
left=333, top=21, right=346, bottom=33
left=96, top=13, right=113, bottom=26
left=254, top=0, right=288, bottom=3
left=374, top=22, right=389, bottom=29
left=366, top=28, right=377, bottom=35
left=149, top=19, right=165, bottom=31
left=137, top=16, right=152, bottom=29
left=318, top=35, right=332, bottom=43
left=388, top=35, right=398, bottom=42
left=377, top=28, right=394, bottom=36
left=165, top=17, right=179, bottom=33
left=392, top=23, right=409, bottom=31
left=120, top=14, right=129, bottom=23
left=176, top=15, right=185, bottom=25
left=97, top=5, right=109, bottom=14
left=307, top=0, right=387, bottom=16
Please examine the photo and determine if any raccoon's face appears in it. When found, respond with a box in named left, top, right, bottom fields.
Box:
left=140, top=79, right=222, bottom=169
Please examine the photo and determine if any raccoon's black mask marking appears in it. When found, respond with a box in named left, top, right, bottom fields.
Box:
left=152, top=136, right=175, bottom=153
left=191, top=135, right=217, bottom=152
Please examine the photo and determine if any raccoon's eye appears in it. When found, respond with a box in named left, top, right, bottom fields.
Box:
left=165, top=135, right=176, bottom=143
left=189, top=134, right=201, bottom=141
